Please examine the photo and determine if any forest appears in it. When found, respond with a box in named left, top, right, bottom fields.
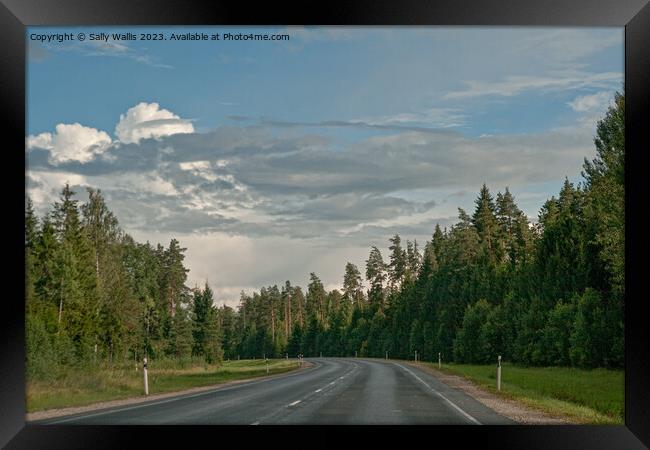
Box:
left=25, top=93, right=624, bottom=381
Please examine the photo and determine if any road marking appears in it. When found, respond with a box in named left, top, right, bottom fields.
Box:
left=329, top=381, right=336, bottom=385
left=229, top=359, right=359, bottom=425
left=395, top=363, right=482, bottom=425
left=250, top=421, right=260, bottom=425
left=42, top=361, right=321, bottom=424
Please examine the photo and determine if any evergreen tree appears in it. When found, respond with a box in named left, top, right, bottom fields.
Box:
left=343, top=262, right=364, bottom=307
left=388, top=234, right=407, bottom=290
left=365, top=246, right=387, bottom=310
left=582, top=92, right=625, bottom=303
left=25, top=95, right=626, bottom=379
left=306, top=273, right=326, bottom=323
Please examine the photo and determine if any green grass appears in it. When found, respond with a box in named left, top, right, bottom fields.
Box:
left=426, top=362, right=623, bottom=424
left=27, top=358, right=301, bottom=413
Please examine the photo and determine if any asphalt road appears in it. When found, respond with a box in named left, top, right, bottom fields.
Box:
left=36, top=358, right=515, bottom=425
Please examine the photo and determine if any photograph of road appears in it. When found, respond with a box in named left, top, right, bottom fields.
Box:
left=35, top=358, right=516, bottom=425
left=25, top=26, right=624, bottom=425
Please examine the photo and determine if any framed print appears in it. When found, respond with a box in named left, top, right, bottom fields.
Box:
left=2, top=0, right=649, bottom=448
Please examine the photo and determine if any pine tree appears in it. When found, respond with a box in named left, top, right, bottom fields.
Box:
left=405, top=240, right=421, bottom=282
left=167, top=290, right=193, bottom=360
left=307, top=273, right=326, bottom=323
left=582, top=92, right=625, bottom=303
left=162, top=239, right=189, bottom=318
left=388, top=234, right=407, bottom=290
left=343, top=262, right=364, bottom=307
left=365, top=246, right=387, bottom=310
left=192, top=283, right=211, bottom=358
left=472, top=184, right=501, bottom=262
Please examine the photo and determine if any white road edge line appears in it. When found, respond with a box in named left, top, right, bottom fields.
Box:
left=395, top=363, right=482, bottom=425
left=44, top=361, right=320, bottom=424
left=288, top=400, right=301, bottom=407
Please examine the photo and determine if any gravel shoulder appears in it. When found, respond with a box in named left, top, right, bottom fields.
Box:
left=27, top=361, right=313, bottom=422
left=403, top=361, right=571, bottom=424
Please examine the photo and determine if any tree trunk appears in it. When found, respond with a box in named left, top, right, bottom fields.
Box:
left=288, top=298, right=292, bottom=331
left=284, top=301, right=287, bottom=336
left=57, top=281, right=63, bottom=334
left=169, top=284, right=175, bottom=317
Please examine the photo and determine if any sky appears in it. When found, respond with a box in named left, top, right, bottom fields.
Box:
left=26, top=26, right=624, bottom=307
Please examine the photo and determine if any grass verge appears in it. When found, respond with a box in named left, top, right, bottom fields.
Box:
left=425, top=362, right=623, bottom=424
left=27, top=359, right=301, bottom=413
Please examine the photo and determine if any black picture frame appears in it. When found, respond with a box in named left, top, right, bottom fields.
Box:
left=2, top=0, right=649, bottom=448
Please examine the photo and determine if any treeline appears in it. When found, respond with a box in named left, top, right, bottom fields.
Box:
left=219, top=92, right=624, bottom=369
left=25, top=93, right=624, bottom=376
left=25, top=185, right=226, bottom=379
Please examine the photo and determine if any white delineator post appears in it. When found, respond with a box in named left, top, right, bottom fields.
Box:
left=438, top=352, right=441, bottom=369
left=385, top=351, right=388, bottom=360
left=497, top=355, right=502, bottom=391
left=266, top=358, right=269, bottom=374
left=143, top=357, right=149, bottom=396
left=415, top=350, right=418, bottom=362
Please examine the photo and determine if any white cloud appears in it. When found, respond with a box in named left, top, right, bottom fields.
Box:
left=27, top=132, right=53, bottom=150
left=27, top=170, right=88, bottom=213
left=361, top=107, right=466, bottom=128
left=517, top=29, right=622, bottom=64
left=568, top=91, right=615, bottom=113
left=115, top=102, right=194, bottom=144
left=27, top=123, right=112, bottom=165
left=444, top=71, right=621, bottom=100
left=128, top=230, right=373, bottom=306
left=179, top=160, right=211, bottom=171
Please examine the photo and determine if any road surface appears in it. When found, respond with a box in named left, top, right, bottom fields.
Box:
left=35, top=358, right=514, bottom=425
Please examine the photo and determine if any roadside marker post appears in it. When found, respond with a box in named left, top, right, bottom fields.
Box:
left=386, top=351, right=388, bottom=360
left=497, top=355, right=502, bottom=391
left=355, top=351, right=357, bottom=358
left=438, top=352, right=441, bottom=369
left=143, top=357, right=149, bottom=396
left=266, top=358, right=269, bottom=374
left=415, top=350, right=418, bottom=362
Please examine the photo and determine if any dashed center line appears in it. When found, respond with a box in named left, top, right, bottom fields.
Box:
left=329, top=381, right=336, bottom=385
left=288, top=400, right=301, bottom=407
left=250, top=421, right=260, bottom=425
left=315, top=388, right=322, bottom=393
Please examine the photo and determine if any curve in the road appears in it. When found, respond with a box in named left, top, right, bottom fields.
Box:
left=36, top=358, right=514, bottom=425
